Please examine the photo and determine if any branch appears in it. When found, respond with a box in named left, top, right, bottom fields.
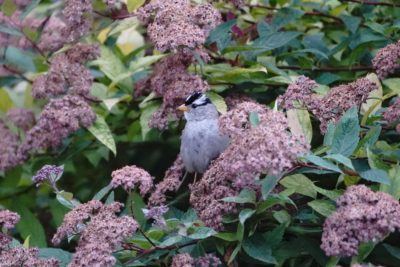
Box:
left=2, top=65, right=33, bottom=82
left=277, top=65, right=374, bottom=72
left=122, top=240, right=197, bottom=266
left=340, top=0, right=400, bottom=7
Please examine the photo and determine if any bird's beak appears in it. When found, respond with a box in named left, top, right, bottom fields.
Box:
left=177, top=104, right=189, bottom=112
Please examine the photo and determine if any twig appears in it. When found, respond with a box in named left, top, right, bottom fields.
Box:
left=2, top=65, right=33, bottom=82
left=277, top=65, right=374, bottom=72
left=138, top=228, right=157, bottom=247
left=340, top=0, right=400, bottom=7
left=93, top=10, right=136, bottom=20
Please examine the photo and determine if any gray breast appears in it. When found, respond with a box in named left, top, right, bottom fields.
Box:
left=180, top=119, right=229, bottom=173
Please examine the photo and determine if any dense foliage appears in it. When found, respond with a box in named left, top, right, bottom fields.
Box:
left=1, top=0, right=400, bottom=266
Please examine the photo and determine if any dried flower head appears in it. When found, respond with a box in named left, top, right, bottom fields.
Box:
left=220, top=108, right=309, bottom=183
left=321, top=185, right=400, bottom=257
left=195, top=254, right=222, bottom=267
left=171, top=253, right=194, bottom=267
left=135, top=52, right=210, bottom=130
left=0, top=121, right=22, bottom=171
left=53, top=200, right=138, bottom=266
left=219, top=101, right=268, bottom=138
left=111, top=165, right=154, bottom=196
left=6, top=108, right=35, bottom=131
left=149, top=155, right=184, bottom=206
left=62, top=0, right=93, bottom=42
left=32, top=44, right=100, bottom=99
left=38, top=16, right=68, bottom=52
left=383, top=98, right=400, bottom=126
left=312, top=78, right=377, bottom=132
left=32, top=165, right=64, bottom=186
left=0, top=209, right=20, bottom=229
left=190, top=156, right=239, bottom=230
left=138, top=0, right=221, bottom=52
left=277, top=75, right=318, bottom=109
left=224, top=93, right=256, bottom=110
left=143, top=205, right=168, bottom=227
left=372, top=40, right=400, bottom=79
left=0, top=247, right=59, bottom=267
left=19, top=95, right=96, bottom=155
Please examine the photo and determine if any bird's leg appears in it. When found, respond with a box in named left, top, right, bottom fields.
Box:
left=194, top=172, right=198, bottom=183
left=177, top=171, right=189, bottom=191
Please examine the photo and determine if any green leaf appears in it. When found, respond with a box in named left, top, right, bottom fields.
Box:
left=323, top=122, right=336, bottom=146
left=127, top=0, right=145, bottom=12
left=383, top=78, right=400, bottom=95
left=1, top=0, right=17, bottom=16
left=39, top=248, right=72, bottom=267
left=0, top=24, right=22, bottom=36
left=383, top=244, right=400, bottom=260
left=222, top=188, right=256, bottom=204
left=359, top=169, right=390, bottom=184
left=264, top=223, right=286, bottom=249
left=242, top=235, right=277, bottom=264
left=340, top=15, right=362, bottom=34
left=13, top=205, right=47, bottom=247
left=248, top=31, right=301, bottom=57
left=249, top=112, right=260, bottom=127
left=314, top=187, right=341, bottom=201
left=92, top=183, right=113, bottom=201
left=324, top=154, right=355, bottom=170
left=189, top=227, right=217, bottom=239
left=380, top=165, right=400, bottom=200
left=159, top=235, right=183, bottom=247
left=307, top=199, right=336, bottom=217
left=140, top=102, right=160, bottom=140
left=206, top=92, right=227, bottom=114
left=91, top=46, right=131, bottom=92
left=87, top=115, right=117, bottom=156
left=206, top=19, right=236, bottom=51
left=228, top=243, right=241, bottom=264
left=304, top=154, right=343, bottom=173
left=260, top=175, right=281, bottom=200
left=239, top=209, right=255, bottom=225
left=280, top=174, right=317, bottom=198
left=129, top=191, right=146, bottom=226
left=5, top=46, right=36, bottom=72
left=330, top=106, right=360, bottom=157
left=356, top=126, right=381, bottom=150
left=273, top=210, right=291, bottom=223
left=20, top=0, right=41, bottom=19
left=287, top=108, right=312, bottom=143
left=215, top=232, right=237, bottom=242
left=0, top=88, right=14, bottom=112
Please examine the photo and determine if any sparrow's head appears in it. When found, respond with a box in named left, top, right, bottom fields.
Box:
left=177, top=92, right=218, bottom=121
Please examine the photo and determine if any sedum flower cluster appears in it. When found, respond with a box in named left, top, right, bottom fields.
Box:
left=0, top=209, right=59, bottom=266
left=137, top=0, right=221, bottom=52
left=372, top=40, right=400, bottom=79
left=170, top=253, right=221, bottom=267
left=321, top=185, right=400, bottom=257
left=111, top=165, right=154, bottom=196
left=53, top=200, right=138, bottom=267
left=191, top=101, right=310, bottom=229
left=149, top=154, right=185, bottom=206
left=136, top=51, right=210, bottom=129
left=279, top=76, right=377, bottom=133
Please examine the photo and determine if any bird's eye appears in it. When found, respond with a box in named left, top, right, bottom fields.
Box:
left=191, top=104, right=197, bottom=108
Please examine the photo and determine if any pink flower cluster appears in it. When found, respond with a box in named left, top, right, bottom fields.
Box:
left=191, top=101, right=310, bottom=229
left=137, top=0, right=221, bottom=52
left=170, top=253, right=221, bottom=267
left=111, top=165, right=154, bottom=196
left=0, top=209, right=58, bottom=266
left=383, top=98, right=400, bottom=133
left=372, top=40, right=400, bottom=79
left=32, top=44, right=100, bottom=99
left=135, top=51, right=210, bottom=130
left=6, top=108, right=35, bottom=132
left=19, top=95, right=96, bottom=156
left=0, top=121, right=22, bottom=171
left=149, top=155, right=185, bottom=206
left=321, top=185, right=400, bottom=257
left=280, top=76, right=377, bottom=133
left=53, top=200, right=138, bottom=267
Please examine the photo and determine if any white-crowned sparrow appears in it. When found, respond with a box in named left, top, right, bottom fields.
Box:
left=178, top=92, right=229, bottom=174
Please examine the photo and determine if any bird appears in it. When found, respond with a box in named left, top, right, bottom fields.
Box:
left=177, top=92, right=229, bottom=175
